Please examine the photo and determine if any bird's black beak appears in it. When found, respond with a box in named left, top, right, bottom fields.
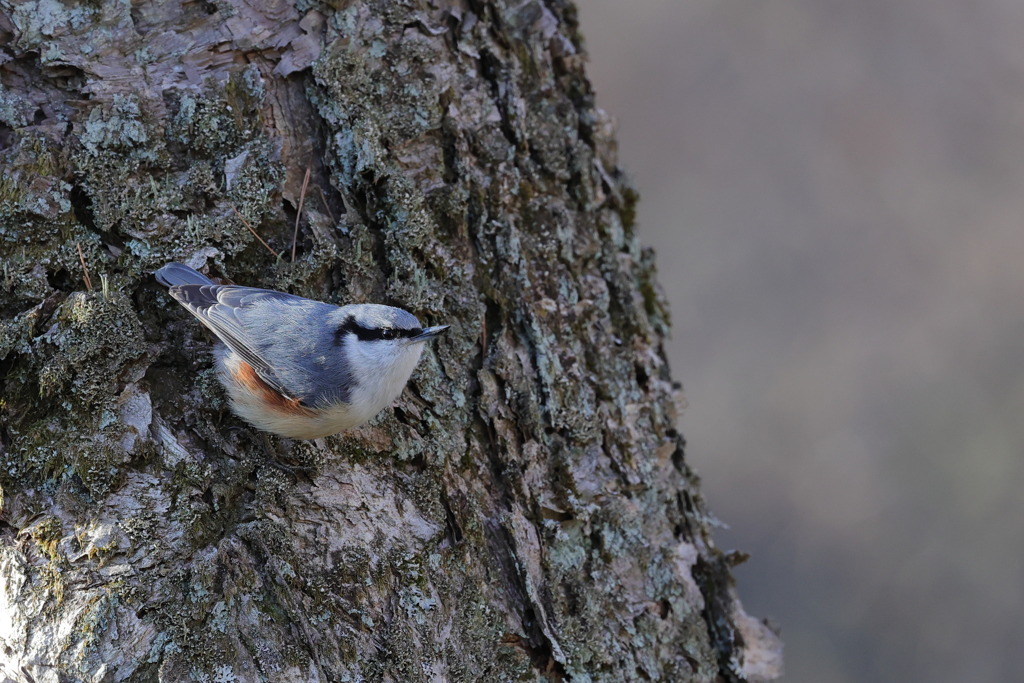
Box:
left=412, top=325, right=449, bottom=342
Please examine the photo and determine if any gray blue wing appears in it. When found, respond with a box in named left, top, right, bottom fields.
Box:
left=167, top=284, right=308, bottom=399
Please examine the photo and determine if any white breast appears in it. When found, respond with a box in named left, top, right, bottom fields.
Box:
left=216, top=341, right=429, bottom=440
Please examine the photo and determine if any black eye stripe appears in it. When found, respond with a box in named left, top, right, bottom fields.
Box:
left=335, top=317, right=422, bottom=343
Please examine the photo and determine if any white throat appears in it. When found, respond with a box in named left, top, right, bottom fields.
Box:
left=345, top=340, right=427, bottom=424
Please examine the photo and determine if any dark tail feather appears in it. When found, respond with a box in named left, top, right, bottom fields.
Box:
left=155, top=262, right=215, bottom=287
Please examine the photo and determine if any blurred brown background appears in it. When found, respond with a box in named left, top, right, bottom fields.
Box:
left=578, top=1, right=1024, bottom=681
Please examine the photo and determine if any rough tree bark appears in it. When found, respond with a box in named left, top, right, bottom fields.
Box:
left=0, top=0, right=782, bottom=681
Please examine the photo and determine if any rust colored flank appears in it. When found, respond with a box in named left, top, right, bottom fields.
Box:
left=232, top=361, right=315, bottom=417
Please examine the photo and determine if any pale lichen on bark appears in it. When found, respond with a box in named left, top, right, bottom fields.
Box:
left=0, top=0, right=781, bottom=681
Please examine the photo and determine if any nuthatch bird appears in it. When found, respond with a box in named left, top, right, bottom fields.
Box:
left=155, top=262, right=449, bottom=439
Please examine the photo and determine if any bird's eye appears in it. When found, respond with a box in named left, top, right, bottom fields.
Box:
left=380, top=329, right=397, bottom=340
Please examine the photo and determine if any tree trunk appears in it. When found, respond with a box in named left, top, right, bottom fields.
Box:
left=0, top=0, right=781, bottom=681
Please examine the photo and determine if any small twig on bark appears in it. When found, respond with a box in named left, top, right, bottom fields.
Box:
left=76, top=242, right=93, bottom=292
left=317, top=186, right=335, bottom=223
left=292, top=166, right=312, bottom=262
left=231, top=206, right=280, bottom=259
left=480, top=311, right=487, bottom=358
